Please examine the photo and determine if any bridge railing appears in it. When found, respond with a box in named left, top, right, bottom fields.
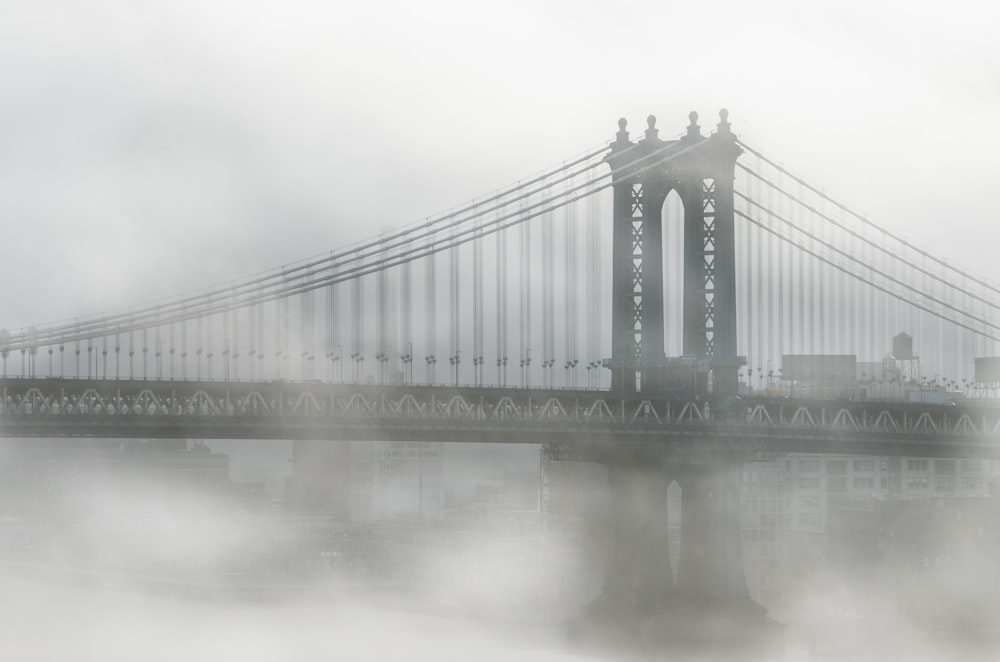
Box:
left=2, top=380, right=999, bottom=441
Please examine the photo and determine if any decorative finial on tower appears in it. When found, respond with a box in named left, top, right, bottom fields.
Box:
left=616, top=117, right=629, bottom=144
left=717, top=108, right=731, bottom=136
left=644, top=115, right=658, bottom=141
left=686, top=111, right=701, bottom=138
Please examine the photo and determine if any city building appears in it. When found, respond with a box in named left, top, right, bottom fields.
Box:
left=285, top=439, right=443, bottom=521
left=741, top=452, right=997, bottom=614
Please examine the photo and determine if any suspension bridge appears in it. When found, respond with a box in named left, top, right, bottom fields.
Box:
left=2, top=110, right=998, bottom=651
left=0, top=109, right=997, bottom=454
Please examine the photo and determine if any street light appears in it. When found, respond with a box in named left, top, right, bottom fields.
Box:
left=157, top=341, right=166, bottom=381
left=401, top=342, right=413, bottom=385
left=332, top=344, right=343, bottom=383
left=449, top=350, right=461, bottom=387
left=425, top=354, right=437, bottom=384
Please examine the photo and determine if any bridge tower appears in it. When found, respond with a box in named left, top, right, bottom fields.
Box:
left=577, top=111, right=779, bottom=658
left=606, top=110, right=743, bottom=399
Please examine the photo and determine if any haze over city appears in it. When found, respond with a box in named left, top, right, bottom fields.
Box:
left=2, top=1, right=1000, bottom=661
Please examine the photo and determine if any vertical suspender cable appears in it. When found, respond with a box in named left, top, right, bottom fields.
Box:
left=324, top=263, right=335, bottom=383
left=520, top=195, right=531, bottom=387
left=542, top=208, right=554, bottom=388
left=450, top=228, right=460, bottom=386
left=282, top=291, right=291, bottom=381
left=129, top=324, right=135, bottom=380
left=181, top=311, right=187, bottom=381
left=352, top=258, right=362, bottom=383
left=275, top=293, right=283, bottom=380
left=206, top=314, right=213, bottom=381
left=377, top=237, right=387, bottom=384
left=764, top=167, right=773, bottom=389
left=302, top=285, right=313, bottom=381
left=170, top=319, right=176, bottom=381
left=842, top=207, right=852, bottom=357
left=496, top=195, right=507, bottom=386
left=401, top=257, right=412, bottom=385
left=223, top=304, right=230, bottom=382
left=565, top=178, right=577, bottom=388
left=584, top=182, right=593, bottom=388
left=425, top=234, right=436, bottom=384
left=233, top=308, right=240, bottom=382
left=747, top=157, right=767, bottom=388
left=743, top=163, right=753, bottom=390
left=803, top=181, right=815, bottom=355
left=154, top=320, right=161, bottom=381
left=249, top=302, right=257, bottom=382
left=818, top=194, right=827, bottom=354
left=473, top=228, right=483, bottom=386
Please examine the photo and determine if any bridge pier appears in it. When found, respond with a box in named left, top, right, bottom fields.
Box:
left=601, top=461, right=673, bottom=609
left=676, top=454, right=747, bottom=601
left=569, top=446, right=782, bottom=660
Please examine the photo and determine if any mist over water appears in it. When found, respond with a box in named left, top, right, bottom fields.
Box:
left=0, top=440, right=997, bottom=662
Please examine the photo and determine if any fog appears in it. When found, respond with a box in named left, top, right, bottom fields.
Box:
left=3, top=1, right=1000, bottom=660
left=0, top=455, right=574, bottom=662
left=1, top=441, right=998, bottom=661
left=2, top=1, right=1000, bottom=328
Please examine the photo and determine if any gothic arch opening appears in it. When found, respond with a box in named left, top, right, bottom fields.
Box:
left=659, top=188, right=685, bottom=358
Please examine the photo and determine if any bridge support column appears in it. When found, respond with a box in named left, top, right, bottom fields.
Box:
left=676, top=455, right=747, bottom=601
left=570, top=447, right=781, bottom=660
left=601, top=461, right=673, bottom=608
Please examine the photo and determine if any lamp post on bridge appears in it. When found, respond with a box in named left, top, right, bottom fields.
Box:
left=331, top=344, right=342, bottom=384
left=375, top=352, right=387, bottom=384
left=401, top=342, right=413, bottom=385
left=350, top=352, right=363, bottom=384
left=520, top=348, right=532, bottom=388
left=156, top=341, right=165, bottom=381
left=497, top=356, right=509, bottom=387
left=425, top=354, right=437, bottom=384
left=449, top=350, right=461, bottom=387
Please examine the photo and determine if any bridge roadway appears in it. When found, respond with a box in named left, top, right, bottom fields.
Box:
left=1, top=378, right=998, bottom=458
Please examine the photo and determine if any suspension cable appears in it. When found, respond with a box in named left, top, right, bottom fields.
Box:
left=738, top=192, right=1000, bottom=335
left=736, top=209, right=1000, bottom=343
left=737, top=140, right=1000, bottom=299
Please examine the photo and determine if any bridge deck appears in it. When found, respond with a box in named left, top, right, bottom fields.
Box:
left=1, top=378, right=998, bottom=458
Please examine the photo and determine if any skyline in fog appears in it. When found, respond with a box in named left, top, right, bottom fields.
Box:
left=1, top=1, right=999, bottom=331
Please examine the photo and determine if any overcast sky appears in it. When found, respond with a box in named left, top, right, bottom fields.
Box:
left=2, top=0, right=999, bottom=330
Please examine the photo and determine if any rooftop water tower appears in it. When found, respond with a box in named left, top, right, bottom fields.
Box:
left=891, top=332, right=920, bottom=382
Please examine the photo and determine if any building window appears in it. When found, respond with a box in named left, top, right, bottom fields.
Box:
left=934, top=459, right=955, bottom=475
left=799, top=460, right=820, bottom=473
left=828, top=477, right=848, bottom=493
left=853, top=477, right=875, bottom=490
left=826, top=460, right=847, bottom=475
left=935, top=476, right=955, bottom=491
left=907, top=459, right=929, bottom=472
left=854, top=459, right=874, bottom=472
left=799, top=512, right=821, bottom=527
left=800, top=495, right=821, bottom=508
left=798, top=477, right=820, bottom=490
left=961, top=459, right=982, bottom=472
left=907, top=477, right=929, bottom=490
left=962, top=476, right=982, bottom=489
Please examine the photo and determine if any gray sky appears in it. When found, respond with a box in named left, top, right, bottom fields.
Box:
left=2, top=0, right=999, bottom=329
